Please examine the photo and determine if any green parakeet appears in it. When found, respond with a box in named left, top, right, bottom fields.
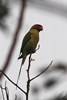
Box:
left=16, top=24, right=43, bottom=86
left=18, top=24, right=43, bottom=65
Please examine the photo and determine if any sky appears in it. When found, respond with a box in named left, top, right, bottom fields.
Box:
left=0, top=0, right=67, bottom=100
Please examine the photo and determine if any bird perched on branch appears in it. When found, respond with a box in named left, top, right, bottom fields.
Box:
left=16, top=24, right=43, bottom=86
left=18, top=24, right=43, bottom=65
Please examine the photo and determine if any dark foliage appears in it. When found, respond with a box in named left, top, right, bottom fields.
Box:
left=43, top=78, right=58, bottom=89
left=51, top=94, right=67, bottom=100
left=0, top=0, right=9, bottom=30
left=32, top=85, right=39, bottom=94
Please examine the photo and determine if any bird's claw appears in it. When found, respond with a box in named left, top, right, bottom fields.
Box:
left=30, top=58, right=35, bottom=61
left=36, top=44, right=40, bottom=51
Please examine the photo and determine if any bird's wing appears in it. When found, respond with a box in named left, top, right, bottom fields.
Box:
left=19, top=32, right=32, bottom=54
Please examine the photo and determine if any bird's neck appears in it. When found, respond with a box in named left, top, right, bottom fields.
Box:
left=30, top=29, right=39, bottom=39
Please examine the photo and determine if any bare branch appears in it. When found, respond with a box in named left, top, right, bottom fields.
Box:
left=26, top=54, right=32, bottom=72
left=15, top=94, right=17, bottom=100
left=0, top=85, right=5, bottom=100
left=26, top=54, right=32, bottom=100
left=5, top=81, right=9, bottom=100
left=0, top=70, right=26, bottom=94
left=30, top=60, right=53, bottom=82
left=0, top=0, right=26, bottom=80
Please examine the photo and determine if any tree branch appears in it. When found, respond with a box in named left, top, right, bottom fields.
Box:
left=0, top=69, right=26, bottom=95
left=30, top=60, right=53, bottom=82
left=5, top=81, right=9, bottom=100
left=0, top=0, right=26, bottom=80
left=0, top=85, right=5, bottom=100
left=26, top=54, right=32, bottom=100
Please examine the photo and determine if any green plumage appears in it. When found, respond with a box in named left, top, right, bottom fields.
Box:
left=18, top=29, right=39, bottom=64
left=17, top=24, right=43, bottom=87
left=18, top=24, right=43, bottom=65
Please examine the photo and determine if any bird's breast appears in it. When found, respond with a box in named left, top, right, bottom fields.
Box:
left=30, top=36, right=39, bottom=49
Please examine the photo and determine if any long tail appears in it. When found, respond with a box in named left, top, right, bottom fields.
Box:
left=18, top=55, right=22, bottom=59
left=16, top=54, right=26, bottom=89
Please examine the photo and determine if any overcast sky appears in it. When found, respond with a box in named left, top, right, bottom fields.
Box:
left=0, top=0, right=67, bottom=100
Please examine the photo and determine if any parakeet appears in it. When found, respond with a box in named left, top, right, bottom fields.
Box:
left=18, top=24, right=43, bottom=65
left=16, top=24, right=43, bottom=86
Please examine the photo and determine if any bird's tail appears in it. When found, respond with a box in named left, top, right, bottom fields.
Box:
left=18, top=55, right=22, bottom=59
left=16, top=53, right=26, bottom=88
left=18, top=53, right=26, bottom=62
left=22, top=54, right=26, bottom=65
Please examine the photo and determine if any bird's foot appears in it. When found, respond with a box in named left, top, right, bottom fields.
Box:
left=30, top=58, right=35, bottom=61
left=36, top=44, right=40, bottom=51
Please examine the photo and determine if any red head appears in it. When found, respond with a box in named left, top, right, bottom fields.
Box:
left=31, top=24, right=43, bottom=32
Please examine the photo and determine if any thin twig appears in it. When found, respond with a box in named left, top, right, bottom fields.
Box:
left=15, top=94, right=17, bottom=100
left=27, top=54, right=32, bottom=72
left=26, top=54, right=32, bottom=100
left=0, top=0, right=26, bottom=80
left=0, top=85, right=5, bottom=100
left=30, top=60, right=53, bottom=82
left=5, top=81, right=9, bottom=100
left=0, top=70, right=26, bottom=94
